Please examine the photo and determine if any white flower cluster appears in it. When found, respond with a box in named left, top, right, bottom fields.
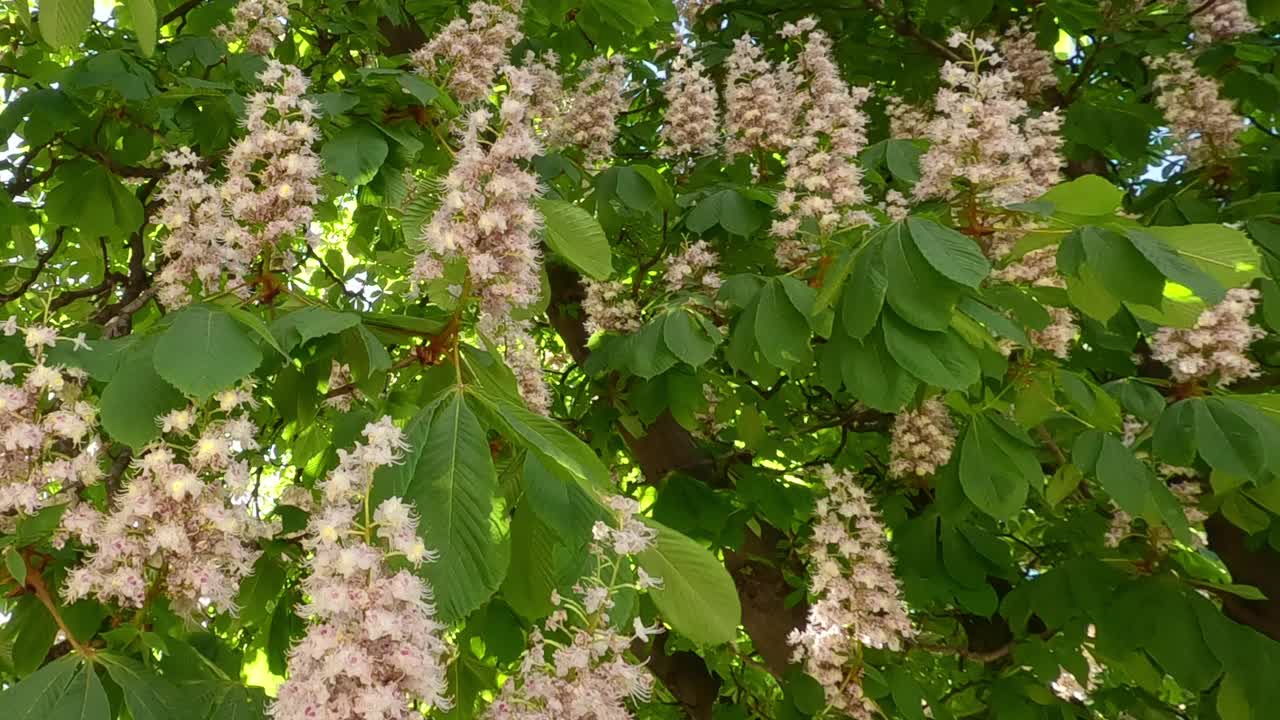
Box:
left=1189, top=0, right=1257, bottom=42
left=675, top=0, right=719, bottom=24
left=1150, top=287, right=1264, bottom=386
left=271, top=418, right=450, bottom=720
left=998, top=23, right=1057, bottom=100
left=888, top=398, right=956, bottom=480
left=0, top=320, right=99, bottom=531
left=724, top=35, right=798, bottom=158
left=1148, top=52, right=1245, bottom=167
left=885, top=97, right=929, bottom=140
left=410, top=64, right=550, bottom=412
left=487, top=495, right=663, bottom=720
left=527, top=53, right=629, bottom=166
left=323, top=361, right=361, bottom=412
left=913, top=33, right=1064, bottom=207
left=663, top=240, right=722, bottom=294
left=789, top=467, right=913, bottom=719
left=659, top=43, right=719, bottom=158
left=582, top=280, right=642, bottom=337
left=61, top=384, right=272, bottom=619
left=216, top=0, right=290, bottom=55
left=410, top=0, right=523, bottom=104
left=771, top=19, right=873, bottom=269
left=155, top=62, right=321, bottom=308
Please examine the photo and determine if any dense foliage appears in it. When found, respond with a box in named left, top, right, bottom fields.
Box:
left=5, top=1, right=1280, bottom=719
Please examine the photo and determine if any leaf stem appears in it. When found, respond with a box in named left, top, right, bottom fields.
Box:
left=23, top=553, right=94, bottom=659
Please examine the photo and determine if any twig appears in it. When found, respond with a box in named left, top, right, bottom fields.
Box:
left=22, top=554, right=94, bottom=659
left=0, top=229, right=66, bottom=304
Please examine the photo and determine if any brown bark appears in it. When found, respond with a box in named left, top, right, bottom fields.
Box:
left=1206, top=514, right=1280, bottom=643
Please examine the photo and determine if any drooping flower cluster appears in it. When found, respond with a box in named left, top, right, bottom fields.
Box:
left=675, top=0, right=719, bottom=24
left=663, top=240, right=722, bottom=294
left=323, top=361, right=362, bottom=412
left=529, top=54, right=629, bottom=165
left=0, top=320, right=99, bottom=531
left=771, top=19, right=873, bottom=269
left=913, top=33, right=1064, bottom=207
left=1147, top=52, right=1245, bottom=167
left=411, top=65, right=550, bottom=412
left=658, top=43, right=719, bottom=158
left=790, top=467, right=913, bottom=719
left=216, top=0, right=291, bottom=55
left=1189, top=0, right=1257, bottom=42
left=888, top=398, right=956, bottom=480
left=885, top=97, right=930, bottom=140
left=61, top=385, right=272, bottom=618
left=487, top=495, right=663, bottom=720
left=271, top=418, right=449, bottom=720
left=155, top=62, right=321, bottom=308
left=410, top=0, right=523, bottom=104
left=582, top=280, right=642, bottom=337
left=998, top=23, right=1057, bottom=100
left=1150, top=287, right=1265, bottom=386
left=723, top=35, right=798, bottom=158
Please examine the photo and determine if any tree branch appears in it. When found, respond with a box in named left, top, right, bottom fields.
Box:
left=0, top=228, right=66, bottom=304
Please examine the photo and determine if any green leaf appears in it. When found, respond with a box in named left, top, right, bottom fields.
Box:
left=321, top=122, right=389, bottom=185
left=884, top=223, right=961, bottom=331
left=536, top=198, right=613, bottom=280
left=270, top=307, right=361, bottom=350
left=842, top=329, right=919, bottom=412
left=841, top=240, right=888, bottom=339
left=1078, top=227, right=1166, bottom=308
left=1143, top=224, right=1262, bottom=290
left=662, top=309, right=720, bottom=367
left=5, top=546, right=26, bottom=587
left=44, top=163, right=144, bottom=238
left=208, top=685, right=267, bottom=720
left=881, top=311, right=980, bottom=390
left=886, top=666, right=927, bottom=720
left=0, top=655, right=80, bottom=720
left=959, top=416, right=1036, bottom=520
left=100, top=341, right=186, bottom=449
left=467, top=387, right=611, bottom=493
left=99, top=655, right=191, bottom=720
left=1153, top=400, right=1199, bottom=467
left=906, top=217, right=991, bottom=288
left=125, top=0, right=156, bottom=56
left=1095, top=434, right=1153, bottom=516
left=1039, top=175, right=1124, bottom=216
left=374, top=392, right=506, bottom=622
left=39, top=0, right=93, bottom=49
left=1195, top=399, right=1267, bottom=482
left=501, top=503, right=564, bottom=620
left=754, top=279, right=812, bottom=373
left=685, top=189, right=765, bottom=236
left=885, top=139, right=923, bottom=184
left=153, top=305, right=263, bottom=399
left=1126, top=230, right=1227, bottom=305
left=638, top=520, right=742, bottom=646
left=225, top=307, right=289, bottom=358
left=50, top=662, right=109, bottom=720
